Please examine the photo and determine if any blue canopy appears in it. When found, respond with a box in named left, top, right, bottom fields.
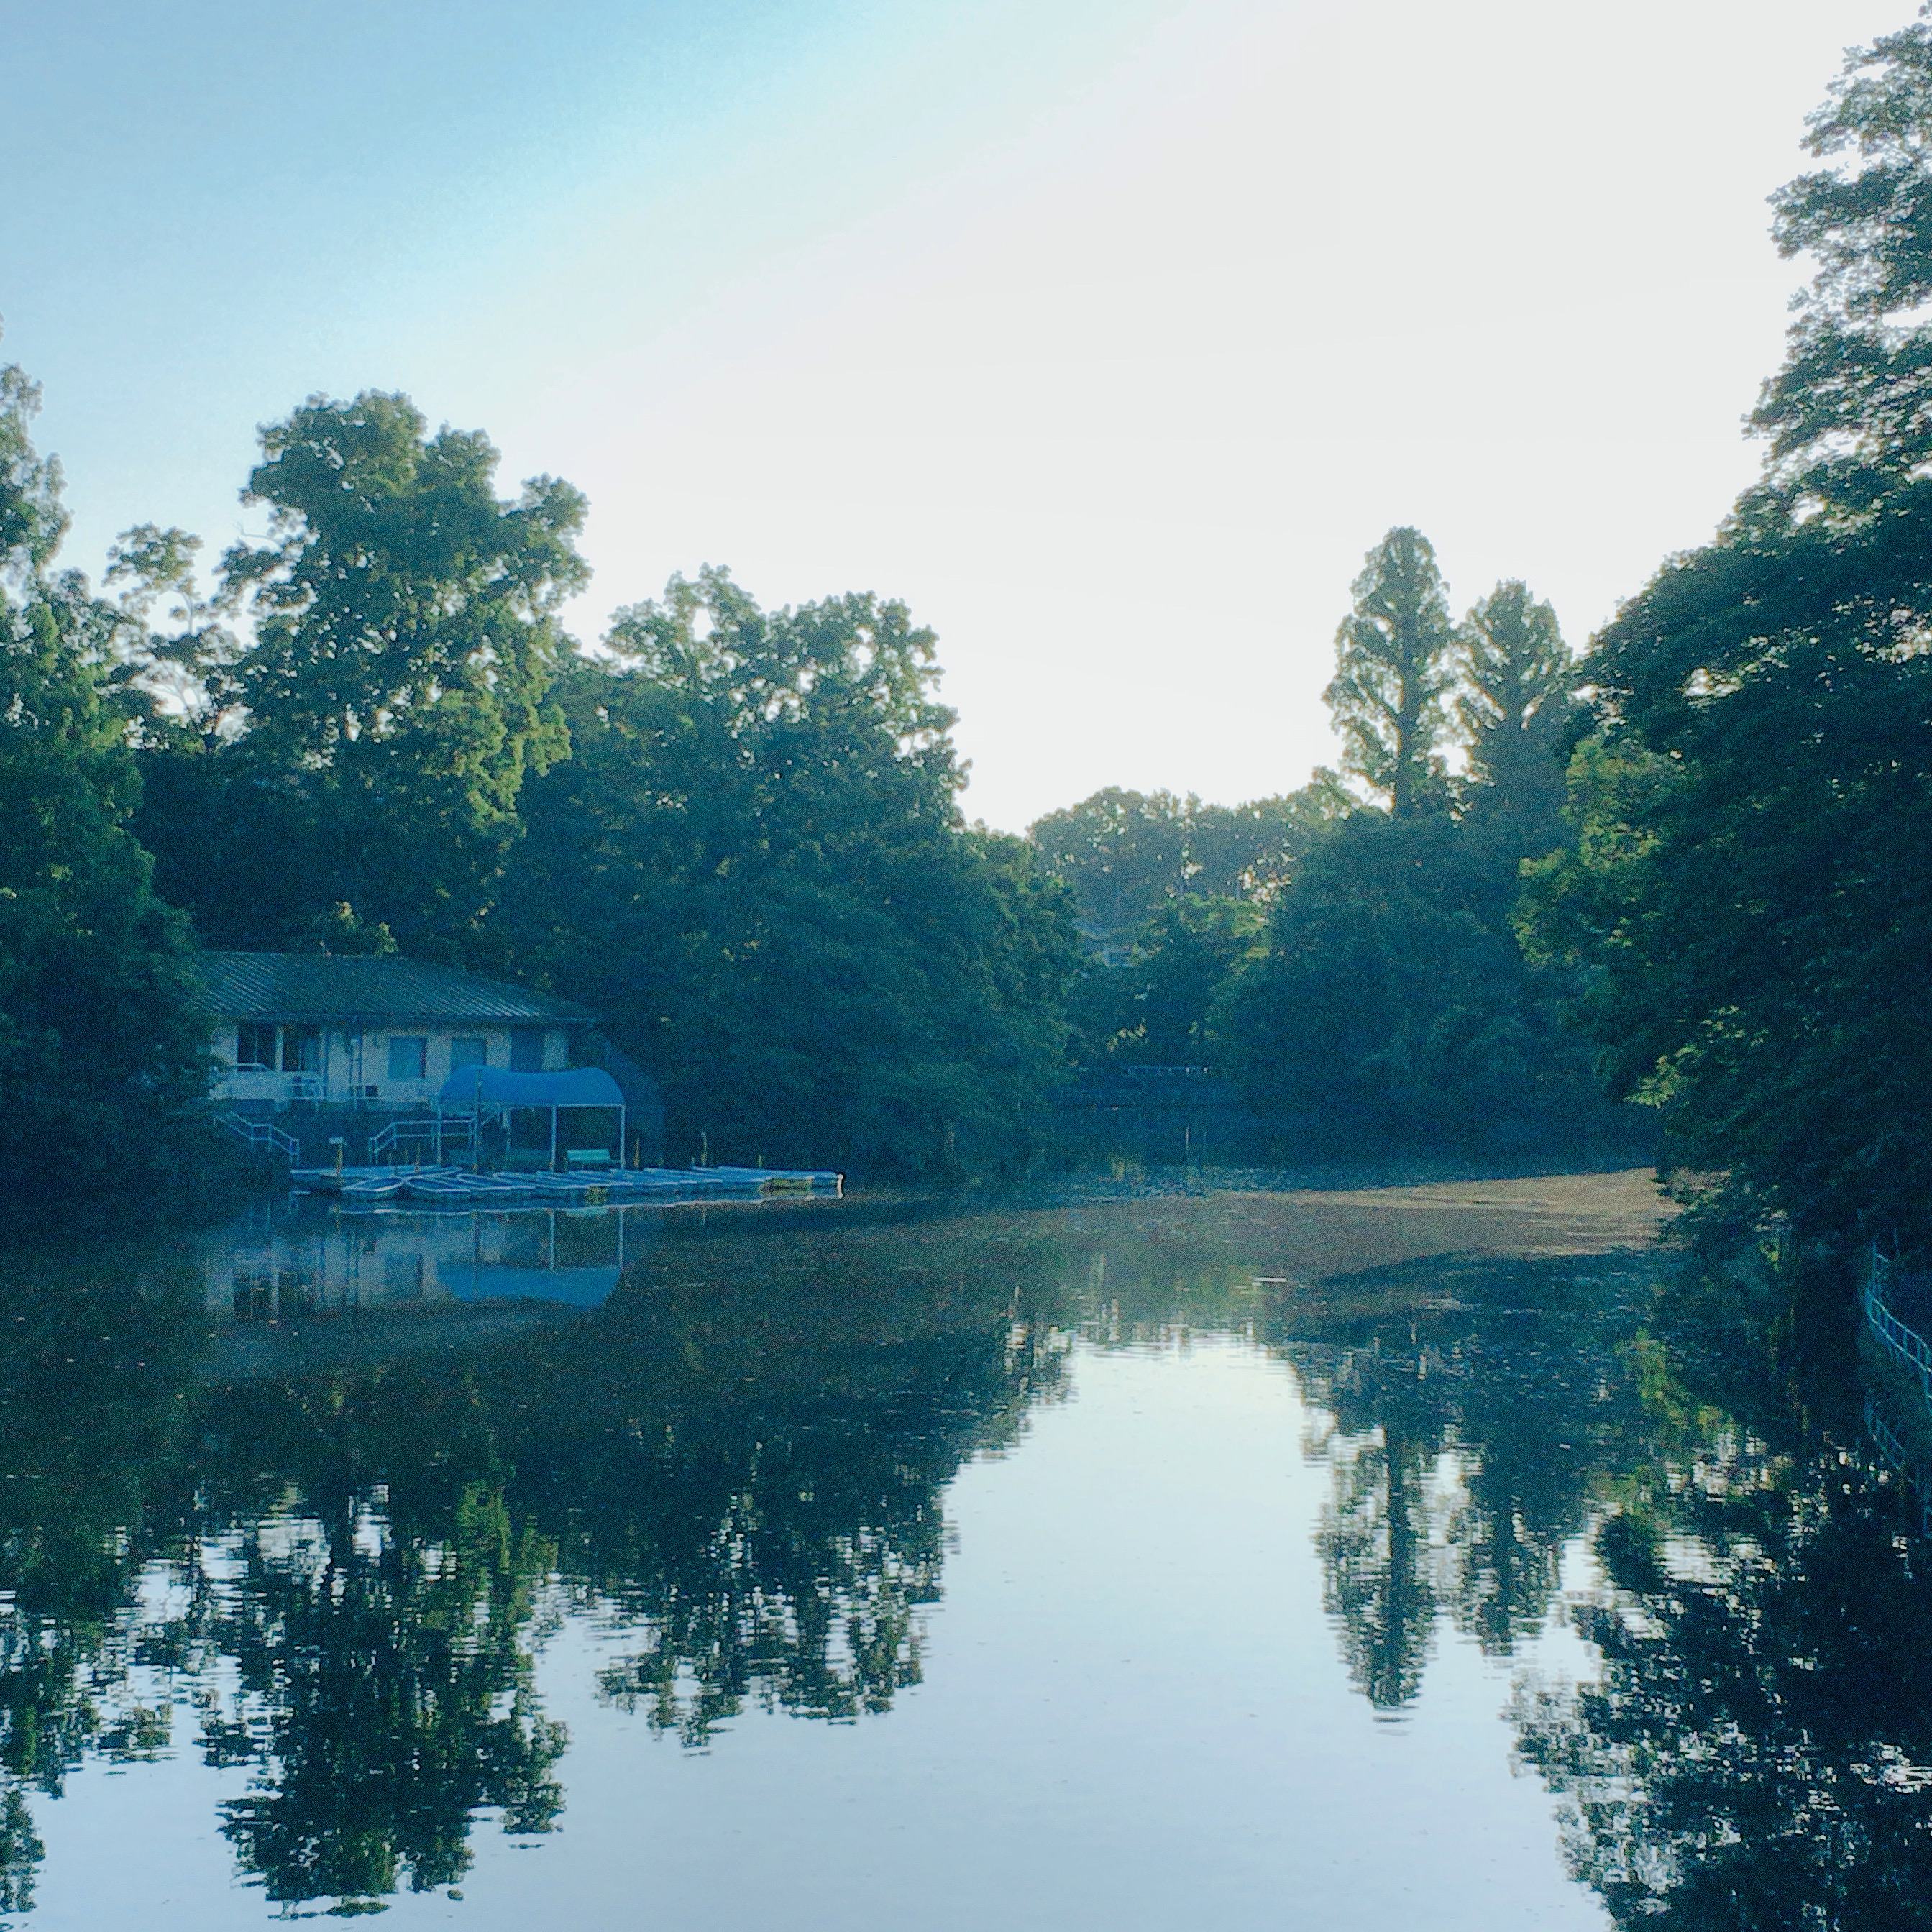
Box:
left=459, top=1265, right=621, bottom=1309
left=436, top=1066, right=625, bottom=1111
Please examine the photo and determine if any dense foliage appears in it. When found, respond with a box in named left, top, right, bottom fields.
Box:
left=1519, top=6, right=1932, bottom=1246
left=129, top=392, right=589, bottom=961
left=1027, top=784, right=1342, bottom=939
left=1224, top=809, right=1626, bottom=1159
left=1217, top=551, right=1621, bottom=1158
left=1, top=374, right=1084, bottom=1189
left=97, top=403, right=1080, bottom=1180
left=495, top=567, right=1078, bottom=1176
left=1027, top=784, right=1337, bottom=1071
left=0, top=360, right=215, bottom=1210
left=1035, top=531, right=1625, bottom=1163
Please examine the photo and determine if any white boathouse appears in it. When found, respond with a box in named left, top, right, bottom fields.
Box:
left=201, top=952, right=594, bottom=1111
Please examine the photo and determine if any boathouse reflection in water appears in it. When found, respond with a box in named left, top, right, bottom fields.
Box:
left=0, top=1197, right=1927, bottom=1923
left=209, top=1198, right=649, bottom=1318
left=0, top=1200, right=1070, bottom=1913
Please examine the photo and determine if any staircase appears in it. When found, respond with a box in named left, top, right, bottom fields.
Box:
left=219, top=1113, right=299, bottom=1160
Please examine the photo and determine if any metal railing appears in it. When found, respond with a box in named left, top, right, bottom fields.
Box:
left=219, top=1113, right=300, bottom=1160
left=1868, top=1393, right=1911, bottom=1473
left=1866, top=1245, right=1932, bottom=1400
left=1865, top=1393, right=1932, bottom=1537
left=221, top=1070, right=324, bottom=1102
left=368, top=1116, right=475, bottom=1165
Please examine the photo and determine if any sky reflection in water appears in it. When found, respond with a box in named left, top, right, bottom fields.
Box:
left=0, top=1183, right=1926, bottom=1928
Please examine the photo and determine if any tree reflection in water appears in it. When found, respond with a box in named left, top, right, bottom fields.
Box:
left=201, top=1490, right=567, bottom=1907
left=1512, top=1450, right=1932, bottom=1931
left=0, top=1249, right=203, bottom=1917
left=0, top=1204, right=1070, bottom=1915
left=1509, top=1335, right=1932, bottom=1931
left=5, top=1199, right=1932, bottom=1925
left=1266, top=1241, right=1932, bottom=1923
left=1267, top=1255, right=1661, bottom=1713
left=1302, top=1372, right=1447, bottom=1710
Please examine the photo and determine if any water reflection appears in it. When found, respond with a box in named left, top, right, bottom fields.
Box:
left=0, top=1201, right=1071, bottom=1915
left=0, top=1248, right=205, bottom=1919
left=1026, top=1212, right=1932, bottom=1921
left=212, top=1196, right=645, bottom=1317
left=1506, top=1310, right=1932, bottom=1930
left=1276, top=1253, right=1932, bottom=1923
left=0, top=1193, right=1929, bottom=1923
left=201, top=1493, right=567, bottom=1906
left=1271, top=1255, right=1662, bottom=1709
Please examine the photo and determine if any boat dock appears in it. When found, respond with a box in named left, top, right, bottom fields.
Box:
left=288, top=1163, right=843, bottom=1205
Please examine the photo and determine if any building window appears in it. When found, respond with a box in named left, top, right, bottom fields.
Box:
left=236, top=1023, right=276, bottom=1071
left=509, top=1027, right=544, bottom=1073
left=388, top=1037, right=428, bottom=1081
left=281, top=1026, right=321, bottom=1073
left=450, top=1037, right=487, bottom=1071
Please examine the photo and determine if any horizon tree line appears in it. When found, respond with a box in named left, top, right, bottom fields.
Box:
left=0, top=332, right=1620, bottom=1199
left=10, top=1, right=1932, bottom=1234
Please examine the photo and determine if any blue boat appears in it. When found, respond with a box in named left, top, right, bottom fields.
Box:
left=698, top=1164, right=844, bottom=1194
left=338, top=1176, right=406, bottom=1202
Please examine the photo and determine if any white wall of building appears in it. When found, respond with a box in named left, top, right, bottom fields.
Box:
left=212, top=1022, right=571, bottom=1107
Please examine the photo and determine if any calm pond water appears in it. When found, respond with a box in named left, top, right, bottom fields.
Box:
left=0, top=1174, right=1928, bottom=1930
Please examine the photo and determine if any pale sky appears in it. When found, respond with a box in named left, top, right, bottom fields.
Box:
left=1, top=0, right=1910, bottom=832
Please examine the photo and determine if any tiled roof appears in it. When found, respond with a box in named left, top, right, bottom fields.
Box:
left=196, top=953, right=592, bottom=1024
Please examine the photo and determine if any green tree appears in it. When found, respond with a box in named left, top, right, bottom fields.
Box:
left=1028, top=788, right=1199, bottom=933
left=1224, top=812, right=1622, bottom=1158
left=498, top=567, right=1078, bottom=1178
left=1455, top=580, right=1575, bottom=839
left=1186, top=788, right=1347, bottom=898
left=1064, top=894, right=1265, bottom=1068
left=0, top=365, right=65, bottom=572
left=1519, top=12, right=1932, bottom=1247
left=1754, top=6, right=1932, bottom=516
left=0, top=360, right=214, bottom=1212
left=105, top=522, right=236, bottom=731
left=1034, top=782, right=1342, bottom=1081
left=1029, top=784, right=1342, bottom=940
left=1205, top=532, right=1624, bottom=1165
left=133, top=392, right=588, bottom=958
left=1324, top=527, right=1455, bottom=818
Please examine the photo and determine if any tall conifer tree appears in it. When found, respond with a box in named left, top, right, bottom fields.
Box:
left=1455, top=580, right=1574, bottom=835
left=1324, top=528, right=1455, bottom=818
